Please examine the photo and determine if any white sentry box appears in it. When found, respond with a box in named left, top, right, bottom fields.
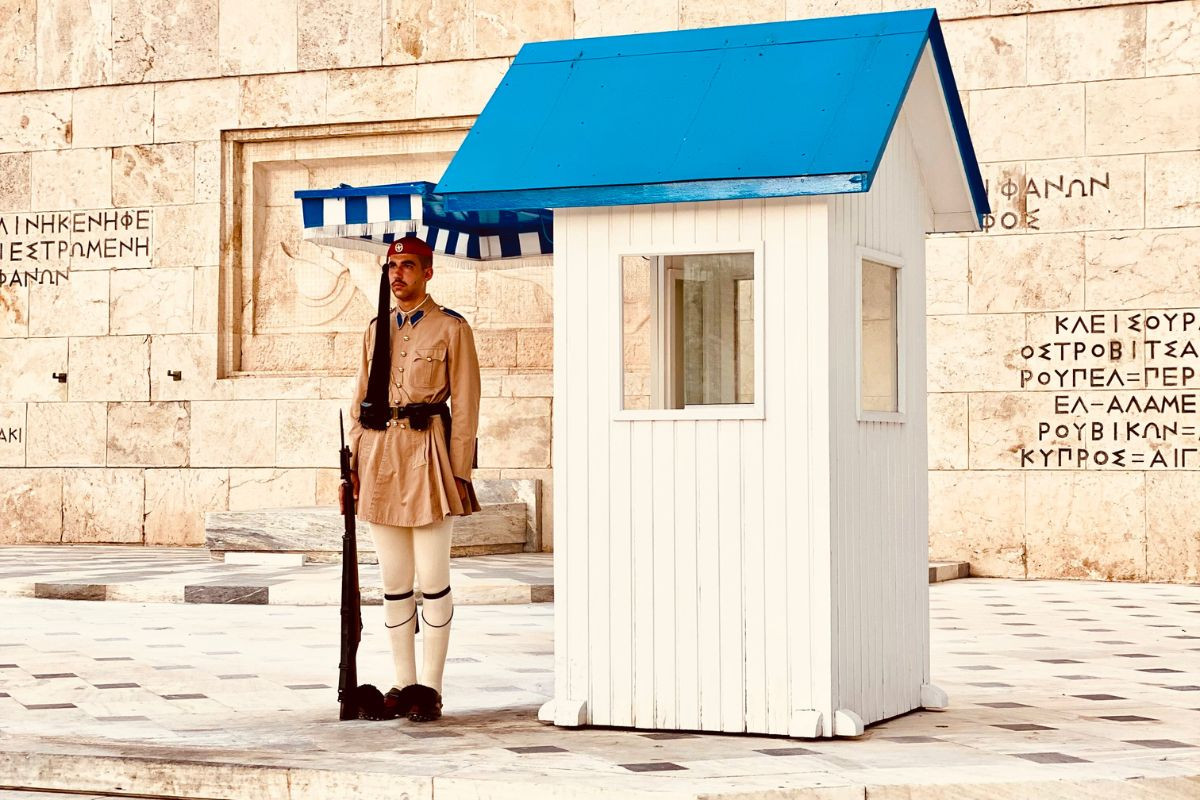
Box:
left=539, top=108, right=953, bottom=739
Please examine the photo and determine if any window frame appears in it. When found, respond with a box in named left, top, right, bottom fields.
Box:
left=613, top=241, right=766, bottom=422
left=854, top=245, right=906, bottom=424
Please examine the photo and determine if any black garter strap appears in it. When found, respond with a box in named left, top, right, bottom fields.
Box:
left=383, top=590, right=417, bottom=630
left=420, top=585, right=453, bottom=629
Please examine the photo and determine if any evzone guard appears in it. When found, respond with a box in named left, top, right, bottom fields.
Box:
left=340, top=234, right=481, bottom=722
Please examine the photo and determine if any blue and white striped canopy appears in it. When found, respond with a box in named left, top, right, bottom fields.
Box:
left=294, top=181, right=552, bottom=261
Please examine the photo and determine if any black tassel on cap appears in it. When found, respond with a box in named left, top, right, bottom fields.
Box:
left=360, top=262, right=392, bottom=431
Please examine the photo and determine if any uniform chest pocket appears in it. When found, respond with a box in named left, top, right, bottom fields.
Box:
left=412, top=345, right=448, bottom=388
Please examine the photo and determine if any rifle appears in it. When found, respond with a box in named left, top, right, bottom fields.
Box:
left=337, top=411, right=386, bottom=720
left=337, top=410, right=361, bottom=720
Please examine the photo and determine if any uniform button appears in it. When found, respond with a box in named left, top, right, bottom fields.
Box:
left=398, top=367, right=404, bottom=372
left=426, top=357, right=432, bottom=362
left=399, top=423, right=407, bottom=430
left=403, top=336, right=410, bottom=341
left=399, top=351, right=406, bottom=356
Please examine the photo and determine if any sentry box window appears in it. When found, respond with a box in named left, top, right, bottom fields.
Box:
left=857, top=247, right=905, bottom=422
left=618, top=247, right=763, bottom=421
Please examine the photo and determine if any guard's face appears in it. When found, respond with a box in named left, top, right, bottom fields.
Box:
left=387, top=253, right=433, bottom=304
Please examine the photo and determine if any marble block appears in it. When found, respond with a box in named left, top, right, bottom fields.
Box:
left=679, top=0, right=783, bottom=28
left=1147, top=0, right=1200, bottom=77
left=326, top=66, right=417, bottom=123
left=968, top=233, right=1085, bottom=313
left=190, top=401, right=277, bottom=467
left=1027, top=5, right=1145, bottom=85
left=71, top=84, right=155, bottom=148
left=67, top=335, right=151, bottom=402
left=474, top=0, right=573, bottom=58
left=238, top=73, right=326, bottom=129
left=150, top=334, right=233, bottom=402
left=62, top=468, right=145, bottom=543
left=30, top=149, right=112, bottom=211
left=154, top=203, right=220, bottom=268
left=27, top=270, right=109, bottom=337
left=475, top=477, right=543, bottom=550
left=112, top=0, right=219, bottom=83
left=219, top=0, right=298, bottom=75
left=939, top=15, right=1026, bottom=91
left=1146, top=472, right=1200, bottom=583
left=413, top=59, right=508, bottom=118
left=0, top=402, right=26, bottom=467
left=0, top=0, right=35, bottom=92
left=110, top=268, right=194, bottom=335
left=1146, top=152, right=1200, bottom=228
left=0, top=92, right=70, bottom=153
left=0, top=468, right=62, bottom=543
left=927, top=314, right=1026, bottom=394
left=35, top=0, right=112, bottom=89
left=517, top=327, right=553, bottom=369
left=207, top=498, right=531, bottom=560
left=144, top=467, right=229, bottom=546
left=275, top=399, right=347, bottom=468
left=382, top=0, right=475, bottom=65
left=1086, top=74, right=1200, bottom=155
left=154, top=78, right=240, bottom=143
left=107, top=402, right=190, bottom=467
left=1026, top=471, right=1147, bottom=581
left=925, top=236, right=967, bottom=315
left=1085, top=228, right=1200, bottom=309
left=0, top=284, right=29, bottom=337
left=26, top=402, right=107, bottom=467
left=112, top=144, right=195, bottom=206
left=0, top=152, right=31, bottom=210
left=968, top=84, right=1085, bottom=163
left=478, top=397, right=552, bottom=470
left=929, top=470, right=1026, bottom=578
left=0, top=339, right=67, bottom=402
left=927, top=393, right=967, bottom=470
left=573, top=0, right=678, bottom=38
left=298, top=0, right=381, bottom=70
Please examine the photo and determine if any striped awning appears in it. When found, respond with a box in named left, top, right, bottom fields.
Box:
left=294, top=181, right=552, bottom=261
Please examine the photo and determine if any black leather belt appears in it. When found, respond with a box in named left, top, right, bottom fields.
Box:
left=387, top=401, right=450, bottom=432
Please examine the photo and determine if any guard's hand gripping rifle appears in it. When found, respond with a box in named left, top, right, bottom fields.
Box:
left=337, top=411, right=384, bottom=720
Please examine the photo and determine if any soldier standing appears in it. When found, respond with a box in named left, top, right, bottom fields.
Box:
left=343, top=235, right=481, bottom=722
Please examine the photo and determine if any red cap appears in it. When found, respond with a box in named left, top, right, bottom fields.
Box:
left=386, top=235, right=433, bottom=259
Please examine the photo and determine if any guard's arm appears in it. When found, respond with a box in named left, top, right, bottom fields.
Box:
left=448, top=319, right=481, bottom=482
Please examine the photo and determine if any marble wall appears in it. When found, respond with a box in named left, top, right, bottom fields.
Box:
left=0, top=0, right=1196, bottom=580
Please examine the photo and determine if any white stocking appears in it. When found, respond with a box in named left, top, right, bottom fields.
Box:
left=413, top=517, right=454, bottom=693
left=368, top=521, right=417, bottom=690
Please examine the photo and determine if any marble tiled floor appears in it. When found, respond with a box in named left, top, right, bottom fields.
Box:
left=0, top=546, right=553, bottom=605
left=0, top=579, right=1197, bottom=799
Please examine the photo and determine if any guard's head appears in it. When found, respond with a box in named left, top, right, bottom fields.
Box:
left=385, top=235, right=434, bottom=303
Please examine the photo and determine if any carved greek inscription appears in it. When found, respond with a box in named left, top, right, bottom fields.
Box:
left=1015, top=310, right=1200, bottom=469
left=0, top=209, right=153, bottom=271
left=981, top=172, right=1110, bottom=233
left=0, top=427, right=21, bottom=443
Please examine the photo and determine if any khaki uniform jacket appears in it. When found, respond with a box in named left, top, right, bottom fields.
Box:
left=348, top=294, right=482, bottom=527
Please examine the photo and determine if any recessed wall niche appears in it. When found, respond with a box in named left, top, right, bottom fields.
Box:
left=219, top=118, right=509, bottom=376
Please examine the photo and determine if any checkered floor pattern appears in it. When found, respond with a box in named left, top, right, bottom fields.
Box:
left=0, top=578, right=1196, bottom=796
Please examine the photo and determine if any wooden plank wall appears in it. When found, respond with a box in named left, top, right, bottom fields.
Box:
left=552, top=195, right=833, bottom=735
left=825, top=107, right=934, bottom=726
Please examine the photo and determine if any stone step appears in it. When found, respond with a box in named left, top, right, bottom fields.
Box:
left=929, top=561, right=970, bottom=583
left=205, top=478, right=543, bottom=562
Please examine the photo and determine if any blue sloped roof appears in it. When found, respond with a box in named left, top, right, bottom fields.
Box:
left=437, top=8, right=988, bottom=228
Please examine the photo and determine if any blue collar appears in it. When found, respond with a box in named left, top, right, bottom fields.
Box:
left=396, top=308, right=426, bottom=328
